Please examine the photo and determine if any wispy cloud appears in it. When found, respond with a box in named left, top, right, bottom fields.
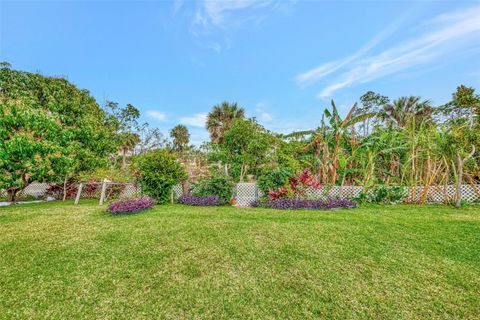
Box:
left=146, top=110, right=167, bottom=121
left=180, top=113, right=207, bottom=127
left=296, top=6, right=480, bottom=99
left=295, top=12, right=409, bottom=87
left=186, top=0, right=295, bottom=52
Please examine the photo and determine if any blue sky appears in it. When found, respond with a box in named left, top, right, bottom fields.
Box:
left=1, top=0, right=479, bottom=144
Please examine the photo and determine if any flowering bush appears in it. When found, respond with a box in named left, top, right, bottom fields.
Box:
left=268, top=169, right=322, bottom=200
left=107, top=196, right=156, bottom=214
left=253, top=198, right=356, bottom=210
left=178, top=194, right=223, bottom=206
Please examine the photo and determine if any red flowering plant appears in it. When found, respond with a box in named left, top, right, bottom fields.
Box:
left=267, top=169, right=322, bottom=200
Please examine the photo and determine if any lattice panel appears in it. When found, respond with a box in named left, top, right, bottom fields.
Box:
left=107, top=183, right=141, bottom=200
left=235, top=183, right=260, bottom=207
left=172, top=184, right=183, bottom=199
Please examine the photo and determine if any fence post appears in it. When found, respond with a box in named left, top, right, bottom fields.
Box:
left=99, top=179, right=108, bottom=205
left=74, top=183, right=83, bottom=205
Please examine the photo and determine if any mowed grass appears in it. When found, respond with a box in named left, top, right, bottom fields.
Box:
left=1, top=202, right=479, bottom=319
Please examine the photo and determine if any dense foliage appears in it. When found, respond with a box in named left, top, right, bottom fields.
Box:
left=257, top=167, right=294, bottom=195
left=135, top=149, right=187, bottom=204
left=0, top=64, right=116, bottom=201
left=192, top=175, right=234, bottom=203
left=178, top=194, right=223, bottom=206
left=355, top=186, right=407, bottom=204
left=107, top=196, right=156, bottom=214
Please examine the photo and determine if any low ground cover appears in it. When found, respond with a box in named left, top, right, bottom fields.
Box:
left=1, top=202, right=479, bottom=319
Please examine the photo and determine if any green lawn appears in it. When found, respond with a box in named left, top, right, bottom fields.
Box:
left=1, top=202, right=479, bottom=319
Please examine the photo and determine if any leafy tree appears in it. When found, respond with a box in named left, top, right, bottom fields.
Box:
left=104, top=101, right=141, bottom=168
left=379, top=96, right=433, bottom=128
left=0, top=63, right=116, bottom=200
left=206, top=101, right=245, bottom=143
left=219, top=118, right=274, bottom=181
left=437, top=85, right=480, bottom=127
left=135, top=149, right=187, bottom=204
left=170, top=125, right=190, bottom=151
left=358, top=91, right=389, bottom=135
left=136, top=124, right=167, bottom=154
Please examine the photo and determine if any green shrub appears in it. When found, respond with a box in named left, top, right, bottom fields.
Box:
left=355, top=185, right=407, bottom=204
left=257, top=167, right=294, bottom=195
left=135, top=149, right=187, bottom=204
left=193, top=175, right=234, bottom=203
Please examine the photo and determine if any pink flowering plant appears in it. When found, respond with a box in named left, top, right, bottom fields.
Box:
left=268, top=169, right=322, bottom=200
left=107, top=196, right=156, bottom=214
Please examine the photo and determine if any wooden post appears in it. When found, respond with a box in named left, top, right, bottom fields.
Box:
left=99, top=179, right=108, bottom=206
left=74, top=183, right=83, bottom=205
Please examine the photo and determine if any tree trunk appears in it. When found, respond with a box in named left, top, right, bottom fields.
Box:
left=7, top=189, right=18, bottom=203
left=455, top=154, right=464, bottom=209
left=122, top=148, right=127, bottom=169
left=181, top=180, right=190, bottom=195
left=455, top=145, right=476, bottom=208
left=62, top=175, right=68, bottom=201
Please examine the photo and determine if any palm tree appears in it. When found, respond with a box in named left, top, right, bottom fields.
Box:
left=206, top=101, right=245, bottom=143
left=379, top=96, right=433, bottom=128
left=119, top=132, right=140, bottom=169
left=170, top=124, right=190, bottom=151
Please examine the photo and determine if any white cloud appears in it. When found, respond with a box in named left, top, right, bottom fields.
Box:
left=172, top=0, right=184, bottom=15
left=255, top=102, right=273, bottom=122
left=196, top=0, right=275, bottom=28
left=146, top=110, right=167, bottom=121
left=189, top=0, right=296, bottom=52
left=180, top=113, right=207, bottom=127
left=296, top=6, right=480, bottom=99
left=259, top=111, right=272, bottom=122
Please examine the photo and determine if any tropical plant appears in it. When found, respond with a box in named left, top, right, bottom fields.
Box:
left=379, top=96, right=433, bottom=128
left=257, top=167, right=294, bottom=195
left=206, top=101, right=245, bottom=143
left=170, top=124, right=190, bottom=151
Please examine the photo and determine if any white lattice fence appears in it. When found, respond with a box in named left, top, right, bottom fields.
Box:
left=234, top=183, right=480, bottom=207
left=172, top=184, right=183, bottom=199
left=235, top=183, right=263, bottom=207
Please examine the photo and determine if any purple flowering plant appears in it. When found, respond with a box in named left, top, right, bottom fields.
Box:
left=178, top=194, right=224, bottom=206
left=252, top=198, right=356, bottom=210
left=107, top=196, right=157, bottom=214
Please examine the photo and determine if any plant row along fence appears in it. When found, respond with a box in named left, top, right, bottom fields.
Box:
left=174, top=183, right=480, bottom=207
left=2, top=182, right=480, bottom=207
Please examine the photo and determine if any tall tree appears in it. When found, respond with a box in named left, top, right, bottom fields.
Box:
left=104, top=101, right=141, bottom=168
left=221, top=118, right=274, bottom=182
left=379, top=96, right=433, bottom=128
left=206, top=101, right=245, bottom=143
left=437, top=85, right=480, bottom=127
left=358, top=91, right=390, bottom=135
left=0, top=63, right=116, bottom=201
left=170, top=125, right=190, bottom=151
